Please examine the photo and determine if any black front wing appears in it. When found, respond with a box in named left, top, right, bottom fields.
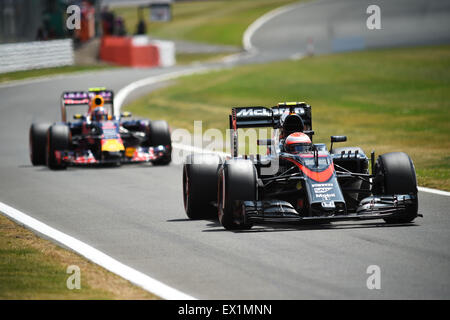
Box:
left=241, top=194, right=418, bottom=224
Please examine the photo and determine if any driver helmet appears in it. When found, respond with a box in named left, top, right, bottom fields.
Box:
left=90, top=94, right=104, bottom=112
left=92, top=106, right=108, bottom=121
left=285, top=132, right=312, bottom=153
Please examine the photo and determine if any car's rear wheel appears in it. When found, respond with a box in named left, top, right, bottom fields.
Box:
left=183, top=153, right=222, bottom=219
left=218, top=159, right=257, bottom=230
left=46, top=124, right=70, bottom=170
left=373, top=152, right=418, bottom=223
left=148, top=120, right=171, bottom=165
left=29, top=122, right=51, bottom=165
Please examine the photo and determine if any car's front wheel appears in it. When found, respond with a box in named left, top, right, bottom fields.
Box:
left=46, top=124, right=70, bottom=170
left=148, top=120, right=171, bottom=165
left=218, top=159, right=257, bottom=230
left=373, top=152, right=418, bottom=223
left=30, top=122, right=51, bottom=165
left=183, top=153, right=222, bottom=219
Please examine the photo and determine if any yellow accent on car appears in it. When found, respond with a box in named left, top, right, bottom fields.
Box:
left=89, top=87, right=106, bottom=92
left=102, top=139, right=125, bottom=152
left=278, top=102, right=307, bottom=106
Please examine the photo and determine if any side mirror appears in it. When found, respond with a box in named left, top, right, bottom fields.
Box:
left=73, top=114, right=85, bottom=120
left=121, top=111, right=132, bottom=118
left=330, top=135, right=347, bottom=151
left=331, top=135, right=347, bottom=143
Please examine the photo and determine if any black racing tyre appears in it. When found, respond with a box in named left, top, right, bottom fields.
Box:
left=183, top=153, right=222, bottom=219
left=218, top=159, right=257, bottom=230
left=373, top=152, right=418, bottom=223
left=46, top=124, right=70, bottom=170
left=148, top=120, right=172, bottom=165
left=29, top=122, right=51, bottom=165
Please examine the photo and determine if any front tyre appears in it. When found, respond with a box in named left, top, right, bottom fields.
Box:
left=218, top=159, right=257, bottom=230
left=183, top=153, right=222, bottom=219
left=46, top=124, right=70, bottom=170
left=30, top=122, right=51, bottom=165
left=373, top=152, right=418, bottom=223
left=148, top=120, right=172, bottom=165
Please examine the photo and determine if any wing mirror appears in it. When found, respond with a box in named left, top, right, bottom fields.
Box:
left=331, top=135, right=347, bottom=143
left=121, top=111, right=132, bottom=118
left=330, top=135, right=347, bottom=151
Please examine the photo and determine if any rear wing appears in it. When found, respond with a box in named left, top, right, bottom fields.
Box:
left=230, top=103, right=312, bottom=130
left=60, top=89, right=114, bottom=122
left=61, top=91, right=90, bottom=106
left=87, top=88, right=114, bottom=104
left=229, top=102, right=312, bottom=157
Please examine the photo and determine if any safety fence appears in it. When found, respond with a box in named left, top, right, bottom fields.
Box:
left=0, top=39, right=74, bottom=74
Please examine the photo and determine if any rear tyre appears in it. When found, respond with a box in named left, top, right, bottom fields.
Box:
left=29, top=122, right=51, bottom=165
left=183, top=153, right=222, bottom=219
left=373, top=152, right=418, bottom=223
left=148, top=120, right=171, bottom=165
left=218, top=159, right=257, bottom=230
left=46, top=124, right=70, bottom=170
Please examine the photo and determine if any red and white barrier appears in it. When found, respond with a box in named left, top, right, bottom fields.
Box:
left=100, top=36, right=175, bottom=68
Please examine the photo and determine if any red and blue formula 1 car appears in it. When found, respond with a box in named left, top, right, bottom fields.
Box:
left=183, top=102, right=420, bottom=230
left=29, top=87, right=172, bottom=169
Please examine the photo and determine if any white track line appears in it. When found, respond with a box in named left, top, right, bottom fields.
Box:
left=417, top=187, right=450, bottom=197
left=114, top=66, right=224, bottom=112
left=243, top=1, right=305, bottom=52
left=0, top=201, right=195, bottom=300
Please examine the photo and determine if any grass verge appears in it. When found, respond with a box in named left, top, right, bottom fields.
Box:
left=125, top=45, right=450, bottom=191
left=0, top=213, right=159, bottom=299
left=0, top=65, right=117, bottom=84
left=114, top=0, right=298, bottom=47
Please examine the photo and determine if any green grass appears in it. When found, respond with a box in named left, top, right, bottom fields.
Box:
left=125, top=45, right=450, bottom=190
left=0, top=242, right=99, bottom=300
left=114, top=0, right=298, bottom=47
left=0, top=65, right=117, bottom=84
left=0, top=214, right=158, bottom=299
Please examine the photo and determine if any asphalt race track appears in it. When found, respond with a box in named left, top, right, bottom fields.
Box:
left=1, top=0, right=449, bottom=299
left=250, top=0, right=450, bottom=61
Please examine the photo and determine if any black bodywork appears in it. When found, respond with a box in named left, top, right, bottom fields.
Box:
left=225, top=103, right=419, bottom=226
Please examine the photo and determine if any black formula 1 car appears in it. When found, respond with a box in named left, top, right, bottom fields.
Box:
left=29, top=87, right=172, bottom=169
left=182, top=102, right=420, bottom=230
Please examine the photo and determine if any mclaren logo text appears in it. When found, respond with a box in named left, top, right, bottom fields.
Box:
left=236, top=107, right=305, bottom=117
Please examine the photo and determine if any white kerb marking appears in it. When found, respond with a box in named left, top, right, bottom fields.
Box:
left=0, top=201, right=196, bottom=300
